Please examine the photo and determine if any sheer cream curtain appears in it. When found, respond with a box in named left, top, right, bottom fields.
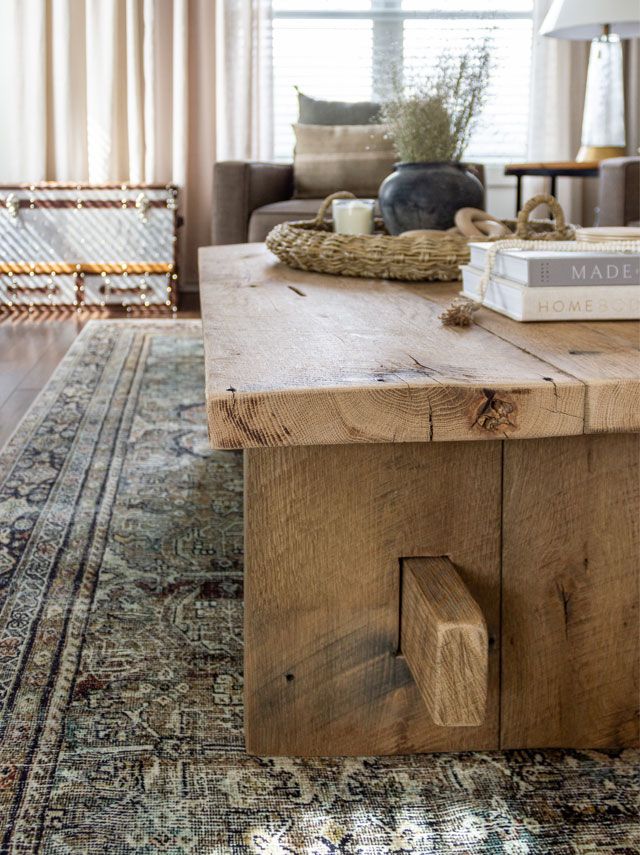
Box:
left=216, top=0, right=273, bottom=161
left=526, top=0, right=590, bottom=223
left=0, top=0, right=273, bottom=285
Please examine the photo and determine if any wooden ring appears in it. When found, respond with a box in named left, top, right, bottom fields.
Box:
left=454, top=208, right=510, bottom=239
left=476, top=220, right=511, bottom=238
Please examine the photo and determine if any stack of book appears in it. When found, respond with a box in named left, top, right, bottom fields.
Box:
left=461, top=243, right=640, bottom=321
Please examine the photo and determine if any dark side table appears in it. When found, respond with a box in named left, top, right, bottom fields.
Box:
left=505, top=161, right=600, bottom=214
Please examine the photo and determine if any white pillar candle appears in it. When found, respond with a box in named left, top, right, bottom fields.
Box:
left=332, top=199, right=375, bottom=235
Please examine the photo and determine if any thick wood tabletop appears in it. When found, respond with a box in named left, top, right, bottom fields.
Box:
left=199, top=244, right=640, bottom=449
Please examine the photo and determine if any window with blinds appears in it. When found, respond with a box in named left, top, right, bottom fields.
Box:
left=272, top=0, right=534, bottom=163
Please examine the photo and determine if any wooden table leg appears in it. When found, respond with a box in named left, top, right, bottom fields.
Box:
left=242, top=435, right=639, bottom=756
left=243, top=442, right=502, bottom=756
left=501, top=433, right=639, bottom=749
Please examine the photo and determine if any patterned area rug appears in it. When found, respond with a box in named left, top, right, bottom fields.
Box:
left=0, top=320, right=637, bottom=854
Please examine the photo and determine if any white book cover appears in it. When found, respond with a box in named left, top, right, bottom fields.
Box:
left=468, top=243, right=640, bottom=287
left=461, top=265, right=640, bottom=322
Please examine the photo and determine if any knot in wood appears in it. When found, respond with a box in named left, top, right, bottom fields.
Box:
left=474, top=389, right=516, bottom=432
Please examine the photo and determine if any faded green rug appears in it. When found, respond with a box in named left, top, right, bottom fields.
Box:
left=0, top=321, right=637, bottom=854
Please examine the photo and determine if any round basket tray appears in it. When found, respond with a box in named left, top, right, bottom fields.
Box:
left=266, top=192, right=575, bottom=282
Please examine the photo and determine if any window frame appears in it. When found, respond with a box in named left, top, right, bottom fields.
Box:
left=272, top=1, right=534, bottom=162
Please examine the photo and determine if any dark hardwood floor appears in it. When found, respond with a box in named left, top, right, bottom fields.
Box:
left=0, top=309, right=200, bottom=449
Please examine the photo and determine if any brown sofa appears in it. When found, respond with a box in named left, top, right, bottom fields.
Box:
left=211, top=161, right=486, bottom=245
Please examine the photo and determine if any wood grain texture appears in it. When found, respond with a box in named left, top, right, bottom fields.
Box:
left=401, top=557, right=488, bottom=727
left=0, top=317, right=82, bottom=447
left=200, top=245, right=589, bottom=448
left=196, top=249, right=640, bottom=753
left=199, top=245, right=639, bottom=449
left=244, top=441, right=502, bottom=756
left=416, top=281, right=640, bottom=435
left=501, top=433, right=640, bottom=749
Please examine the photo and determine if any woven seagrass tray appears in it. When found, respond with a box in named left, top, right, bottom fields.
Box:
left=266, top=192, right=575, bottom=282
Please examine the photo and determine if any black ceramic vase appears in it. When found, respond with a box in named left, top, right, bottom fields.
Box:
left=378, top=162, right=484, bottom=235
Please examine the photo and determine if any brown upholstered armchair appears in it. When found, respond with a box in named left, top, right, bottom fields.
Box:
left=212, top=157, right=640, bottom=245
left=211, top=160, right=486, bottom=245
left=597, top=157, right=640, bottom=227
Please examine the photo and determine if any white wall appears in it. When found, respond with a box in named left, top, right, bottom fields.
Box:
left=484, top=165, right=519, bottom=222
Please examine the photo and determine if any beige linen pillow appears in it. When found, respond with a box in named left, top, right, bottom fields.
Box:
left=293, top=124, right=396, bottom=198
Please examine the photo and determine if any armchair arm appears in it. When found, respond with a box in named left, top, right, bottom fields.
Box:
left=212, top=161, right=294, bottom=245
left=597, top=157, right=640, bottom=227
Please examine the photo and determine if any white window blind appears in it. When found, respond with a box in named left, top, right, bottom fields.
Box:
left=272, top=0, right=533, bottom=163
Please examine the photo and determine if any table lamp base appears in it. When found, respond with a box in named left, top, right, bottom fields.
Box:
left=577, top=144, right=626, bottom=162
left=578, top=33, right=626, bottom=164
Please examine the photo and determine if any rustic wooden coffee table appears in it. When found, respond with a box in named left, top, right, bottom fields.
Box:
left=199, top=244, right=639, bottom=757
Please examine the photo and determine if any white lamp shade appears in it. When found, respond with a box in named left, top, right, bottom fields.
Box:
left=540, top=0, right=640, bottom=39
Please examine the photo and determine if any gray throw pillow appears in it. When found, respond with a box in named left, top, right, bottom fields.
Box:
left=297, top=89, right=381, bottom=126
